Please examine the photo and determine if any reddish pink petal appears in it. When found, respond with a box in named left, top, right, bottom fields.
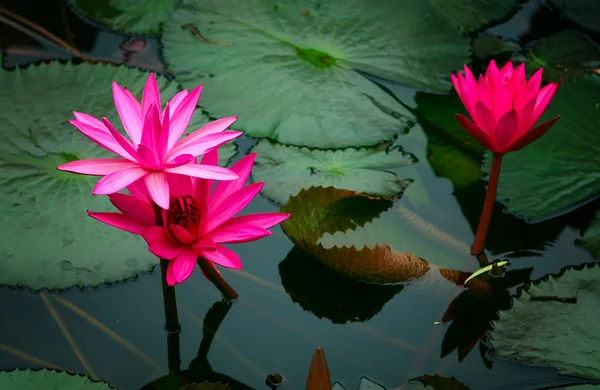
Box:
left=127, top=178, right=151, bottom=201
left=500, top=61, right=514, bottom=80
left=166, top=261, right=177, bottom=286
left=168, top=85, right=203, bottom=151
left=141, top=73, right=161, bottom=119
left=93, top=167, right=149, bottom=195
left=455, top=114, right=497, bottom=152
left=140, top=103, right=162, bottom=162
left=210, top=153, right=256, bottom=209
left=517, top=69, right=543, bottom=108
left=224, top=213, right=290, bottom=229
left=207, top=223, right=270, bottom=244
left=476, top=75, right=492, bottom=109
left=167, top=173, right=194, bottom=198
left=491, top=83, right=512, bottom=123
left=463, top=65, right=478, bottom=97
left=113, top=82, right=143, bottom=145
left=193, top=236, right=216, bottom=250
left=532, top=83, right=559, bottom=125
left=171, top=248, right=198, bottom=284
left=57, top=158, right=137, bottom=175
left=168, top=130, right=242, bottom=160
left=69, top=120, right=132, bottom=158
left=108, top=193, right=154, bottom=227
left=143, top=226, right=183, bottom=260
left=509, top=63, right=526, bottom=100
left=515, top=98, right=536, bottom=138
left=194, top=149, right=219, bottom=208
left=494, top=109, right=520, bottom=153
left=87, top=211, right=147, bottom=235
left=157, top=103, right=170, bottom=162
left=507, top=116, right=560, bottom=152
left=485, top=60, right=500, bottom=85
left=168, top=90, right=188, bottom=115
left=451, top=74, right=462, bottom=100
left=198, top=245, right=242, bottom=270
left=168, top=224, right=195, bottom=245
left=101, top=117, right=138, bottom=160
left=474, top=102, right=495, bottom=135
left=456, top=73, right=476, bottom=116
left=165, top=163, right=239, bottom=181
left=205, top=182, right=265, bottom=233
left=144, top=172, right=170, bottom=210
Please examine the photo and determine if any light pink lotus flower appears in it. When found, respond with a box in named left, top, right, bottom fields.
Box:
left=451, top=60, right=560, bottom=154
left=57, top=73, right=242, bottom=209
left=88, top=150, right=290, bottom=286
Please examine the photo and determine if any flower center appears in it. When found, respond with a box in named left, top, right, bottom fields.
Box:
left=166, top=195, right=202, bottom=239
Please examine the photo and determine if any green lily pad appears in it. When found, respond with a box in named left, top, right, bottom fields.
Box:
left=485, top=74, right=600, bottom=221
left=581, top=211, right=600, bottom=257
left=526, top=30, right=600, bottom=83
left=251, top=140, right=415, bottom=204
left=490, top=263, right=600, bottom=381
left=161, top=0, right=485, bottom=148
left=0, top=369, right=114, bottom=389
left=0, top=61, right=218, bottom=290
left=472, top=33, right=520, bottom=58
left=69, top=0, right=174, bottom=35
left=550, top=0, right=600, bottom=33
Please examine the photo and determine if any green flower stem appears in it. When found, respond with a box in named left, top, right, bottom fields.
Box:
left=197, top=257, right=239, bottom=299
left=472, top=153, right=503, bottom=255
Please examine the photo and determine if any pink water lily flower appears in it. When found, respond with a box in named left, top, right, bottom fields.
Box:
left=88, top=150, right=290, bottom=286
left=57, top=73, right=242, bottom=209
left=451, top=60, right=560, bottom=154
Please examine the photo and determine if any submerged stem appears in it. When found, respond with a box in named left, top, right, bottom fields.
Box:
left=471, top=153, right=503, bottom=255
left=197, top=257, right=239, bottom=299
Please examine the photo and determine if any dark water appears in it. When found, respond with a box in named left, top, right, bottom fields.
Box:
left=0, top=0, right=598, bottom=389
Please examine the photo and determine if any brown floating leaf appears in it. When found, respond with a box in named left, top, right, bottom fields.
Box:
left=180, top=382, right=232, bottom=389
left=409, top=374, right=469, bottom=390
left=306, top=347, right=331, bottom=390
left=281, top=187, right=429, bottom=284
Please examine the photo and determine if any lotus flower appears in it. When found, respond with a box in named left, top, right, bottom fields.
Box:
left=57, top=73, right=242, bottom=209
left=88, top=149, right=290, bottom=286
left=451, top=60, right=560, bottom=154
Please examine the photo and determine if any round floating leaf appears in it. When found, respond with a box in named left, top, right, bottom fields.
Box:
left=69, top=0, right=174, bottom=35
left=472, top=33, right=520, bottom=58
left=581, top=211, right=600, bottom=257
left=429, top=0, right=518, bottom=32
left=252, top=140, right=414, bottom=204
left=161, top=0, right=479, bottom=148
left=180, top=382, right=232, bottom=390
left=550, top=0, right=600, bottom=33
left=526, top=30, right=600, bottom=83
left=490, top=263, right=600, bottom=381
left=0, top=369, right=114, bottom=389
left=408, top=375, right=469, bottom=390
left=485, top=74, right=600, bottom=221
left=0, top=62, right=215, bottom=290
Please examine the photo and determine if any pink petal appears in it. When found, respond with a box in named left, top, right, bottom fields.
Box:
left=136, top=144, right=159, bottom=167
left=166, top=261, right=177, bottom=286
left=210, top=153, right=256, bottom=209
left=474, top=102, right=495, bottom=135
left=143, top=226, right=183, bottom=260
left=123, top=87, right=142, bottom=115
left=509, top=63, right=526, bottom=100
left=157, top=154, right=195, bottom=169
left=93, top=167, right=149, bottom=195
left=102, top=117, right=138, bottom=161
left=167, top=173, right=194, bottom=198
left=515, top=98, right=536, bottom=138
left=108, top=193, right=154, bottom=228
left=73, top=112, right=105, bottom=129
left=127, top=178, right=151, bottom=201
left=141, top=73, right=161, bottom=119
left=165, top=163, right=239, bottom=181
left=69, top=120, right=132, bottom=158
left=508, top=116, right=560, bottom=152
left=198, top=245, right=242, bottom=270
left=57, top=158, right=137, bottom=175
left=455, top=114, right=497, bottom=152
left=113, top=82, right=143, bottom=145
left=205, top=182, right=265, bottom=233
left=463, top=65, right=478, bottom=97
left=532, top=83, right=559, bottom=125
left=144, top=172, right=170, bottom=209
left=168, top=224, right=195, bottom=245
left=476, top=75, right=492, bottom=110
left=87, top=211, right=147, bottom=234
left=207, top=223, right=271, bottom=244
left=140, top=103, right=162, bottom=163
left=491, top=83, right=512, bottom=123
left=494, top=109, right=520, bottom=153
left=194, top=149, right=219, bottom=207
left=168, top=89, right=188, bottom=115
left=168, top=131, right=242, bottom=160
left=157, top=103, right=171, bottom=162
left=224, top=213, right=290, bottom=230
left=171, top=248, right=198, bottom=284
left=500, top=61, right=514, bottom=80
left=456, top=73, right=476, bottom=117
left=167, top=85, right=203, bottom=151
left=516, top=69, right=543, bottom=110
left=485, top=60, right=500, bottom=85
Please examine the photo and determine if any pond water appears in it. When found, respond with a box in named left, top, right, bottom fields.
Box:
left=0, top=0, right=599, bottom=389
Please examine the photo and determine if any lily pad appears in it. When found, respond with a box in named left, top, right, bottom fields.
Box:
left=581, top=211, right=600, bottom=257
left=0, top=61, right=214, bottom=290
left=180, top=383, right=232, bottom=390
left=490, top=263, right=600, bottom=381
left=0, top=369, right=114, bottom=389
left=251, top=140, right=415, bottom=204
left=485, top=74, right=600, bottom=221
left=525, top=30, right=600, bottom=83
left=69, top=0, right=174, bottom=35
left=550, top=0, right=600, bottom=33
left=472, top=33, right=520, bottom=58
left=161, top=0, right=485, bottom=148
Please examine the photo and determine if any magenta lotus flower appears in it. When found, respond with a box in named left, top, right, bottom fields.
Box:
left=88, top=149, right=290, bottom=286
left=451, top=60, right=560, bottom=154
left=57, top=73, right=243, bottom=209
